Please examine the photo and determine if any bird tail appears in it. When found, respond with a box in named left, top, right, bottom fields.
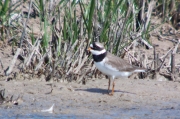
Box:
left=134, top=67, right=146, bottom=72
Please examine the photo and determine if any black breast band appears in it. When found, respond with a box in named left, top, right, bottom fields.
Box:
left=92, top=52, right=107, bottom=62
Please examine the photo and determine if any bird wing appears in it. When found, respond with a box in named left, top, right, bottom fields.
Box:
left=104, top=52, right=137, bottom=72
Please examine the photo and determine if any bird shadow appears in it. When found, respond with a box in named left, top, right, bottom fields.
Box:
left=75, top=88, right=136, bottom=95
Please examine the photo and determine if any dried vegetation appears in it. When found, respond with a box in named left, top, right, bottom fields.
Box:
left=0, top=0, right=180, bottom=85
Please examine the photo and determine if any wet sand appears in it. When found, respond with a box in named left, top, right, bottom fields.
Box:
left=0, top=77, right=180, bottom=118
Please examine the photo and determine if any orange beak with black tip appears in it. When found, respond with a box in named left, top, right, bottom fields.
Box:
left=87, top=47, right=92, bottom=55
left=87, top=47, right=92, bottom=51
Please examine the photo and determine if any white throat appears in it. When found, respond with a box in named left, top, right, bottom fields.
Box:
left=90, top=49, right=106, bottom=55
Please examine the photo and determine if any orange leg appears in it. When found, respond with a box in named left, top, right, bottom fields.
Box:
left=109, top=81, right=115, bottom=96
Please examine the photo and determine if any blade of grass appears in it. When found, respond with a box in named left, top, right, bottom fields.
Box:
left=88, top=0, right=95, bottom=40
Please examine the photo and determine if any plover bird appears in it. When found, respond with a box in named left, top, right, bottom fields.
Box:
left=88, top=42, right=146, bottom=95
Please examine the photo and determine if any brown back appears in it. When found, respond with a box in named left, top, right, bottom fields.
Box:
left=105, top=52, right=145, bottom=72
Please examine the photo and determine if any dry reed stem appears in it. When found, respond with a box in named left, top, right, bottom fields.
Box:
left=74, top=55, right=88, bottom=74
left=34, top=50, right=49, bottom=71
left=132, top=4, right=136, bottom=32
left=0, top=56, right=3, bottom=70
left=76, top=73, right=86, bottom=83
left=77, top=45, right=84, bottom=67
left=142, top=53, right=148, bottom=69
left=170, top=40, right=180, bottom=80
left=124, top=48, right=139, bottom=63
left=143, top=1, right=156, bottom=32
left=171, top=53, right=175, bottom=81
left=153, top=45, right=157, bottom=71
left=19, top=0, right=33, bottom=48
left=116, top=1, right=132, bottom=52
left=66, top=58, right=78, bottom=75
left=24, top=39, right=41, bottom=67
left=5, top=48, right=21, bottom=76
left=173, top=40, right=180, bottom=54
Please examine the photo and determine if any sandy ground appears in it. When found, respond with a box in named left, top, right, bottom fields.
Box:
left=0, top=76, right=180, bottom=119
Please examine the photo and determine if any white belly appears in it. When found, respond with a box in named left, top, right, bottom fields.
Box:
left=94, top=61, right=132, bottom=78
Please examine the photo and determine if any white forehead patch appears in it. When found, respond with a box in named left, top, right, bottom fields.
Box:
left=90, top=44, right=93, bottom=48
left=90, top=49, right=106, bottom=55
left=95, top=42, right=103, bottom=48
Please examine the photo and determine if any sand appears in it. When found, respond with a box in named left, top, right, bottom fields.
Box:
left=0, top=76, right=180, bottom=118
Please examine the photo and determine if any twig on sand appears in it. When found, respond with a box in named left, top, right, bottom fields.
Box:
left=139, top=38, right=153, bottom=49
left=160, top=47, right=173, bottom=60
left=5, top=48, right=21, bottom=76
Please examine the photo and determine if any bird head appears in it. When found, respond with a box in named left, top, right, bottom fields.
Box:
left=87, top=42, right=106, bottom=55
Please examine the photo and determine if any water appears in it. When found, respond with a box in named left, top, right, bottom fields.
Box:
left=0, top=99, right=180, bottom=119
left=0, top=106, right=180, bottom=119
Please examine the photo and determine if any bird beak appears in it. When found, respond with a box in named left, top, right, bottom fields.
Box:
left=87, top=47, right=91, bottom=55
left=87, top=47, right=91, bottom=51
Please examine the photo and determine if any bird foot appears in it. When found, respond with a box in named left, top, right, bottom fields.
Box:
left=108, top=92, right=114, bottom=96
